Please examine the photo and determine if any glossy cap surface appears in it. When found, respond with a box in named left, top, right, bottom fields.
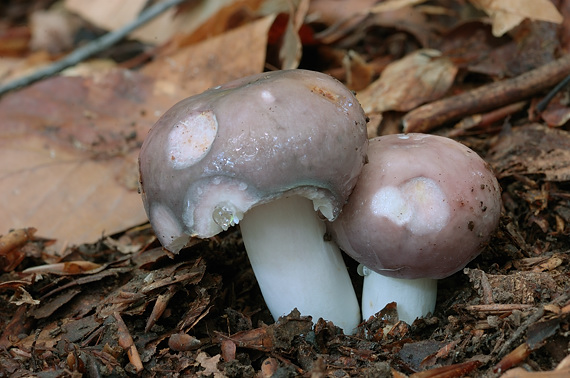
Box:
left=330, top=134, right=501, bottom=279
left=139, top=69, right=368, bottom=252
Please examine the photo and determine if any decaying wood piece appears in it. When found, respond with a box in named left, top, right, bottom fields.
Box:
left=114, top=311, right=143, bottom=373
left=403, top=54, right=570, bottom=133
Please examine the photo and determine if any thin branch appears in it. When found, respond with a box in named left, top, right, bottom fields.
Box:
left=0, top=0, right=187, bottom=97
left=403, top=54, right=570, bottom=133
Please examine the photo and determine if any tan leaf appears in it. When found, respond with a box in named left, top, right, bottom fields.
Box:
left=369, top=0, right=428, bottom=13
left=471, top=0, right=563, bottom=37
left=65, top=0, right=264, bottom=45
left=196, top=352, right=224, bottom=377
left=64, top=0, right=146, bottom=34
left=142, top=15, right=275, bottom=102
left=357, top=49, right=457, bottom=115
left=10, top=287, right=40, bottom=306
left=0, top=70, right=156, bottom=250
left=0, top=16, right=273, bottom=251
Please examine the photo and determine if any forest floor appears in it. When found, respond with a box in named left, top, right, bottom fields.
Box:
left=1, top=0, right=570, bottom=377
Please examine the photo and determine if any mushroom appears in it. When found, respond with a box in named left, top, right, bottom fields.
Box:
left=139, top=69, right=368, bottom=332
left=328, top=134, right=501, bottom=324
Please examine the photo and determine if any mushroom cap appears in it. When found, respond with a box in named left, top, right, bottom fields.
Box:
left=329, top=134, right=501, bottom=279
left=139, top=69, right=368, bottom=252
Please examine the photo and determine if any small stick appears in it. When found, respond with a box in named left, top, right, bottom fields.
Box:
left=0, top=0, right=186, bottom=97
left=114, top=312, right=143, bottom=373
left=535, top=72, right=570, bottom=112
left=403, top=54, right=570, bottom=133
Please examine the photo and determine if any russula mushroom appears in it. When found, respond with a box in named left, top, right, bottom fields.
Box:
left=329, top=134, right=501, bottom=324
left=139, top=69, right=368, bottom=332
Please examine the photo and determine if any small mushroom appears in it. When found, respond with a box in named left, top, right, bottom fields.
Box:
left=139, top=69, right=368, bottom=332
left=328, top=134, right=501, bottom=324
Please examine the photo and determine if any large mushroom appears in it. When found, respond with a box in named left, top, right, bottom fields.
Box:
left=139, top=69, right=368, bottom=332
left=329, top=134, right=501, bottom=324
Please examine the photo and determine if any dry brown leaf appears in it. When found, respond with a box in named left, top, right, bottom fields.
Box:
left=65, top=0, right=263, bottom=45
left=64, top=0, right=145, bottom=34
left=23, top=261, right=103, bottom=275
left=64, top=0, right=154, bottom=44
left=488, top=123, right=570, bottom=181
left=267, top=0, right=309, bottom=70
left=308, top=0, right=379, bottom=25
left=0, top=133, right=146, bottom=251
left=369, top=0, right=428, bottom=13
left=196, top=353, right=224, bottom=378
left=357, top=49, right=457, bottom=115
left=10, top=287, right=40, bottom=306
left=142, top=14, right=275, bottom=102
left=0, top=69, right=154, bottom=250
left=0, top=13, right=273, bottom=251
left=30, top=8, right=79, bottom=54
left=471, top=0, right=563, bottom=37
left=131, top=0, right=252, bottom=45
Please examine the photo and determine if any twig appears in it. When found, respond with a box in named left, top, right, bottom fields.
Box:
left=114, top=311, right=143, bottom=373
left=403, top=54, right=570, bottom=133
left=496, top=293, right=569, bottom=359
left=496, top=306, right=544, bottom=359
left=535, top=72, right=570, bottom=112
left=0, top=0, right=187, bottom=97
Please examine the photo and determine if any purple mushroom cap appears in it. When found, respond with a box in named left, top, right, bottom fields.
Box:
left=330, top=134, right=502, bottom=279
left=139, top=69, right=368, bottom=252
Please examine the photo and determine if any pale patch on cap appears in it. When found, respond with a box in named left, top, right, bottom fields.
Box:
left=167, top=111, right=218, bottom=169
left=371, top=177, right=450, bottom=236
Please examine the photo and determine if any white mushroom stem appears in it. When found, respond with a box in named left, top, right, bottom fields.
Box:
left=239, top=195, right=361, bottom=333
left=360, top=265, right=437, bottom=325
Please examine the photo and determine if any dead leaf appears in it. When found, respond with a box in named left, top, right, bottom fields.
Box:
left=0, top=68, right=160, bottom=249
left=357, top=49, right=457, bottom=114
left=470, top=0, right=563, bottom=37
left=30, top=8, right=79, bottom=54
left=196, top=352, right=224, bottom=377
left=31, top=288, right=81, bottom=319
left=275, top=0, right=309, bottom=70
left=10, top=287, right=40, bottom=306
left=66, top=0, right=265, bottom=46
left=23, top=261, right=103, bottom=275
left=142, top=14, right=275, bottom=101
left=308, top=0, right=378, bottom=25
left=0, top=15, right=273, bottom=249
left=0, top=25, right=30, bottom=57
left=488, top=123, right=570, bottom=181
left=0, top=227, right=36, bottom=272
left=369, top=0, right=428, bottom=13
left=64, top=0, right=146, bottom=35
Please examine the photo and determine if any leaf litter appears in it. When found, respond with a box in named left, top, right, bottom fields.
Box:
left=1, top=0, right=570, bottom=376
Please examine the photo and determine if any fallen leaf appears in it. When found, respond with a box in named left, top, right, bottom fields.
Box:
left=23, top=261, right=103, bottom=275
left=0, top=13, right=273, bottom=250
left=357, top=49, right=457, bottom=115
left=142, top=14, right=275, bottom=102
left=64, top=0, right=146, bottom=36
left=65, top=0, right=265, bottom=46
left=470, top=0, right=563, bottom=37
left=488, top=123, right=570, bottom=181
left=369, top=0, right=428, bottom=13
left=0, top=228, right=36, bottom=272
left=31, top=288, right=81, bottom=319
left=0, top=73, right=150, bottom=249
left=30, top=8, right=79, bottom=54
left=196, top=352, right=224, bottom=378
left=276, top=0, right=309, bottom=70
left=10, top=287, right=40, bottom=306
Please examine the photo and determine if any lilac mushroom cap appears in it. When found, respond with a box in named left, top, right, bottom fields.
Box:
left=329, top=133, right=501, bottom=323
left=139, top=69, right=368, bottom=332
left=139, top=69, right=367, bottom=251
